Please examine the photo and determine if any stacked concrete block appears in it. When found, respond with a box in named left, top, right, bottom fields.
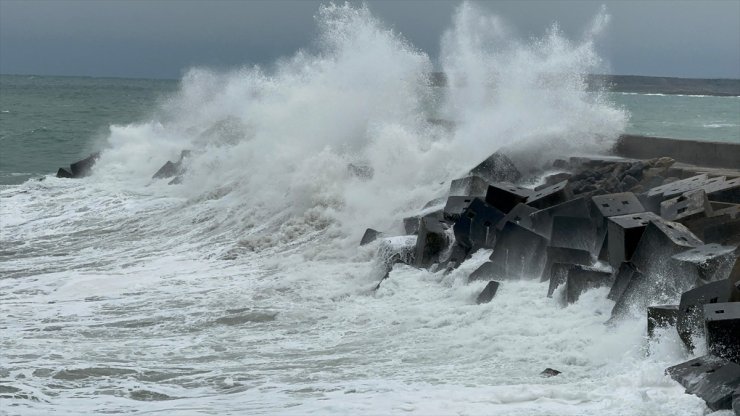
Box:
left=360, top=228, right=384, bottom=246
left=484, top=182, right=531, bottom=214
left=591, top=192, right=645, bottom=222
left=56, top=152, right=101, bottom=179
left=487, top=221, right=549, bottom=280
left=468, top=151, right=522, bottom=184
left=526, top=180, right=573, bottom=210
left=443, top=196, right=475, bottom=221
left=565, top=266, right=614, bottom=303
left=660, top=189, right=713, bottom=222
left=606, top=212, right=661, bottom=268
left=671, top=244, right=737, bottom=284
left=666, top=355, right=740, bottom=411
left=607, top=262, right=642, bottom=302
left=647, top=305, right=679, bottom=338
left=476, top=281, right=500, bottom=304
left=676, top=279, right=732, bottom=351
left=547, top=263, right=579, bottom=298
left=540, top=246, right=592, bottom=283
left=453, top=198, right=505, bottom=251
left=611, top=220, right=703, bottom=319
left=683, top=204, right=740, bottom=245
left=496, top=203, right=537, bottom=232
left=549, top=216, right=598, bottom=254
left=449, top=175, right=490, bottom=197
left=413, top=213, right=449, bottom=269
left=529, top=197, right=592, bottom=239
left=704, top=302, right=740, bottom=364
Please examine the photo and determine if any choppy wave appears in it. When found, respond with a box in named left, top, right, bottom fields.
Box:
left=0, top=3, right=708, bottom=415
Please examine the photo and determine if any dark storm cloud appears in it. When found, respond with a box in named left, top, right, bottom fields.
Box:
left=0, top=0, right=738, bottom=79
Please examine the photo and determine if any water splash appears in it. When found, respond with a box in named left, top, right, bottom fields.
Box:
left=92, top=2, right=627, bottom=251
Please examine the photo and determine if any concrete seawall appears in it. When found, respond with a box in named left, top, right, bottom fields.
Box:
left=613, top=135, right=740, bottom=169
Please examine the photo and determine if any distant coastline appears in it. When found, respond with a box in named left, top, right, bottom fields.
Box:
left=429, top=72, right=740, bottom=97
left=3, top=72, right=740, bottom=97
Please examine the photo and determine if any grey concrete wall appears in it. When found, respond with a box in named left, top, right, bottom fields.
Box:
left=613, top=135, right=740, bottom=169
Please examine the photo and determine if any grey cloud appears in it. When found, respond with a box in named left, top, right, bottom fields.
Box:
left=0, top=0, right=738, bottom=79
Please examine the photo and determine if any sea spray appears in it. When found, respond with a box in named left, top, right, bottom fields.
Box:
left=88, top=2, right=627, bottom=253
left=440, top=2, right=627, bottom=170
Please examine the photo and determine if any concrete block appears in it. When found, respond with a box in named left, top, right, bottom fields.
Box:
left=414, top=214, right=449, bottom=268
left=489, top=221, right=549, bottom=280
left=596, top=230, right=609, bottom=263
left=539, top=172, right=572, bottom=188
left=450, top=175, right=489, bottom=197
left=530, top=197, right=592, bottom=239
left=453, top=198, right=506, bottom=251
left=469, top=262, right=496, bottom=282
left=672, top=244, right=737, bottom=283
left=709, top=201, right=737, bottom=211
left=705, top=302, right=740, bottom=364
left=648, top=173, right=710, bottom=199
left=660, top=189, right=712, bottom=222
left=360, top=228, right=383, bottom=246
left=403, top=216, right=420, bottom=235
left=647, top=304, right=679, bottom=338
left=684, top=204, right=740, bottom=245
left=469, top=151, right=522, bottom=184
left=540, top=368, right=562, bottom=377
left=666, top=355, right=740, bottom=411
left=606, top=212, right=661, bottom=268
left=485, top=182, right=531, bottom=214
left=152, top=160, right=179, bottom=179
left=607, top=262, right=641, bottom=301
left=69, top=152, right=100, bottom=178
left=476, top=281, right=500, bottom=304
left=439, top=243, right=470, bottom=272
left=704, top=176, right=740, bottom=204
left=527, top=180, right=572, bottom=210
left=592, top=192, right=645, bottom=220
left=443, top=196, right=474, bottom=221
left=677, top=279, right=732, bottom=351
left=547, top=262, right=579, bottom=297
left=611, top=220, right=704, bottom=319
left=496, top=203, right=537, bottom=232
left=550, top=216, right=598, bottom=253
left=56, top=168, right=74, bottom=178
left=731, top=253, right=740, bottom=302
left=540, top=246, right=592, bottom=282
left=565, top=266, right=614, bottom=303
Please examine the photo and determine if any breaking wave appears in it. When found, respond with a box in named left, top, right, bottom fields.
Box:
left=90, top=1, right=626, bottom=251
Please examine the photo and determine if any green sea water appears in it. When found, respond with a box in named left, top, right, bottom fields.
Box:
left=1, top=74, right=738, bottom=185
left=0, top=75, right=177, bottom=184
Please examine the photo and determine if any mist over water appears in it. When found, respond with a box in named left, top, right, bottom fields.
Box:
left=1, top=3, right=708, bottom=416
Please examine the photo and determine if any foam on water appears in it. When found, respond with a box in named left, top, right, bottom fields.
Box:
left=0, top=3, right=712, bottom=415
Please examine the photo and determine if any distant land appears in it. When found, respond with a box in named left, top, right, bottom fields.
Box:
left=430, top=73, right=740, bottom=96
left=2, top=72, right=739, bottom=96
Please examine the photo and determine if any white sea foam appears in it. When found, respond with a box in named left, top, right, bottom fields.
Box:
left=0, top=3, right=708, bottom=415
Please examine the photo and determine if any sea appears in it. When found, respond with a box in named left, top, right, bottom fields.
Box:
left=1, top=4, right=739, bottom=416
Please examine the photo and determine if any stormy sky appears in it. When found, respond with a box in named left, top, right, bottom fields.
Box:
left=1, top=0, right=738, bottom=79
